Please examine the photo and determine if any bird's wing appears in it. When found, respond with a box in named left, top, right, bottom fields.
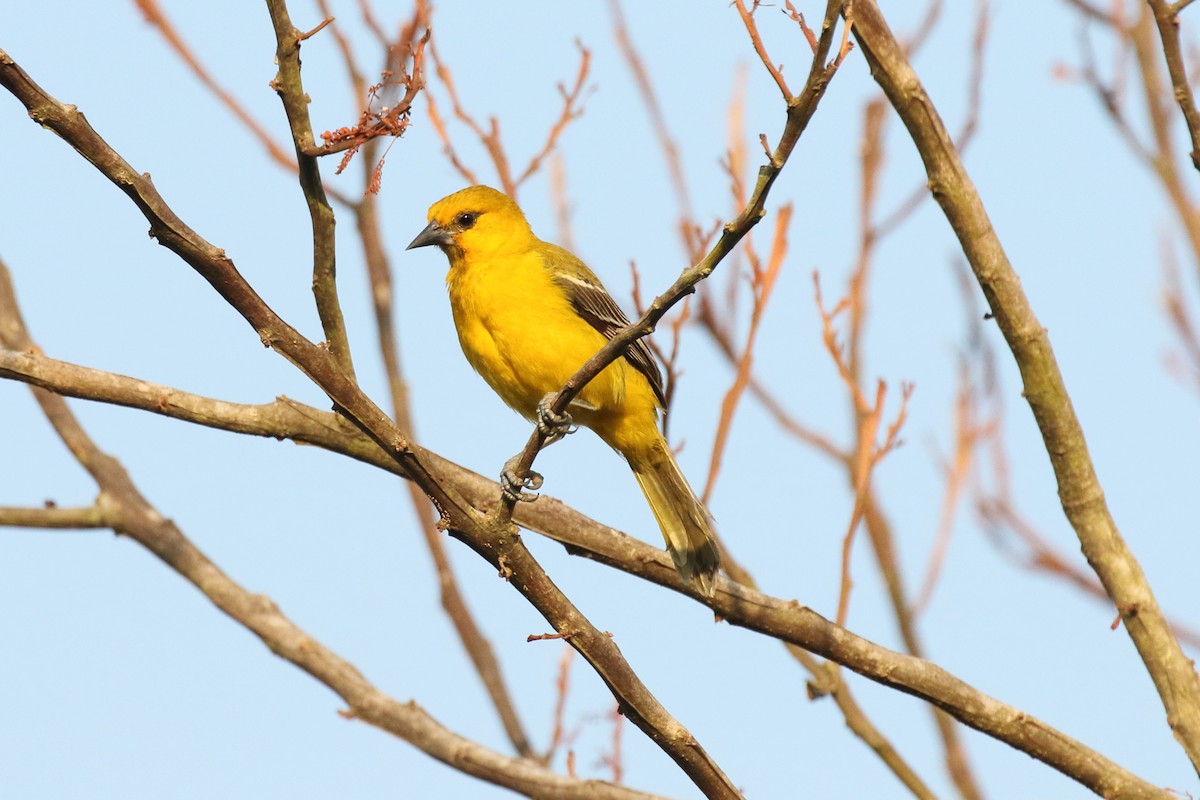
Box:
left=552, top=270, right=667, bottom=409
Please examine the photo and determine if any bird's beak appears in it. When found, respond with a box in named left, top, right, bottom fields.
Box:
left=407, top=220, right=453, bottom=250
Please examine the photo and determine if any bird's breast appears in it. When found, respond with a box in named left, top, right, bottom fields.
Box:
left=445, top=255, right=627, bottom=422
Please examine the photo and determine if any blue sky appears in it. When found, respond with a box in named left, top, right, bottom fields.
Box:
left=3, top=2, right=1198, bottom=798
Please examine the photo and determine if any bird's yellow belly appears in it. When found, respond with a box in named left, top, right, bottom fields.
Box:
left=449, top=261, right=629, bottom=426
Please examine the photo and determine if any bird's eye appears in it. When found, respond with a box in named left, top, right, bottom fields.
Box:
left=455, top=212, right=478, bottom=229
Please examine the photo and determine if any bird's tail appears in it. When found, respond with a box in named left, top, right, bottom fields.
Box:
left=630, top=439, right=721, bottom=596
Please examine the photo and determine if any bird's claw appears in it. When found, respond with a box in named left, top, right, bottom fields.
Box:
left=537, top=393, right=577, bottom=445
left=498, top=395, right=575, bottom=502
left=501, top=457, right=543, bottom=503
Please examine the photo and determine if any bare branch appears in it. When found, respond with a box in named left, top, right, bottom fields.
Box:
left=851, top=0, right=1200, bottom=771
left=513, top=40, right=591, bottom=190
left=263, top=0, right=355, bottom=376
left=1146, top=0, right=1200, bottom=170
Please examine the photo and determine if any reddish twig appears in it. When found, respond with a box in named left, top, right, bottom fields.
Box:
left=425, top=38, right=590, bottom=198
left=543, top=645, right=580, bottom=765
left=814, top=273, right=912, bottom=627
left=913, top=361, right=998, bottom=614
left=734, top=0, right=794, bottom=100
left=424, top=85, right=480, bottom=186
left=307, top=5, right=431, bottom=189
left=600, top=704, right=626, bottom=785
left=702, top=204, right=791, bottom=503
left=549, top=152, right=578, bottom=254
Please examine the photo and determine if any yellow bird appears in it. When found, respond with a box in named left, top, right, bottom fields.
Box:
left=408, top=185, right=721, bottom=595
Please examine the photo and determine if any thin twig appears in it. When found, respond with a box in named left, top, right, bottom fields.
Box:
left=733, top=0, right=794, bottom=100
left=426, top=39, right=589, bottom=198
left=543, top=645, right=578, bottom=764
left=701, top=204, right=791, bottom=503
left=815, top=274, right=912, bottom=627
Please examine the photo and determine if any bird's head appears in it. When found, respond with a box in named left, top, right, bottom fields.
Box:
left=407, top=185, right=534, bottom=263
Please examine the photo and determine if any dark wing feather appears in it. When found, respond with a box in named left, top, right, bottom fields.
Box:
left=552, top=270, right=667, bottom=408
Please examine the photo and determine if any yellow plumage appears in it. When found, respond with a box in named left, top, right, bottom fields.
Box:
left=408, top=185, right=720, bottom=595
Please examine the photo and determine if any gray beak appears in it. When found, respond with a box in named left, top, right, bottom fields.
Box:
left=407, top=220, right=453, bottom=250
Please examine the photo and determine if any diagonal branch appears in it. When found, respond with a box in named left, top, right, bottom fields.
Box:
left=851, top=0, right=1200, bottom=775
left=1146, top=0, right=1200, bottom=171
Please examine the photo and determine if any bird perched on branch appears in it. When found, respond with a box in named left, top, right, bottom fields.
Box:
left=407, top=185, right=721, bottom=596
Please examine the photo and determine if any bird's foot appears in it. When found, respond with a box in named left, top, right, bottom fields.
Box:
left=537, top=393, right=577, bottom=446
left=501, top=455, right=543, bottom=503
